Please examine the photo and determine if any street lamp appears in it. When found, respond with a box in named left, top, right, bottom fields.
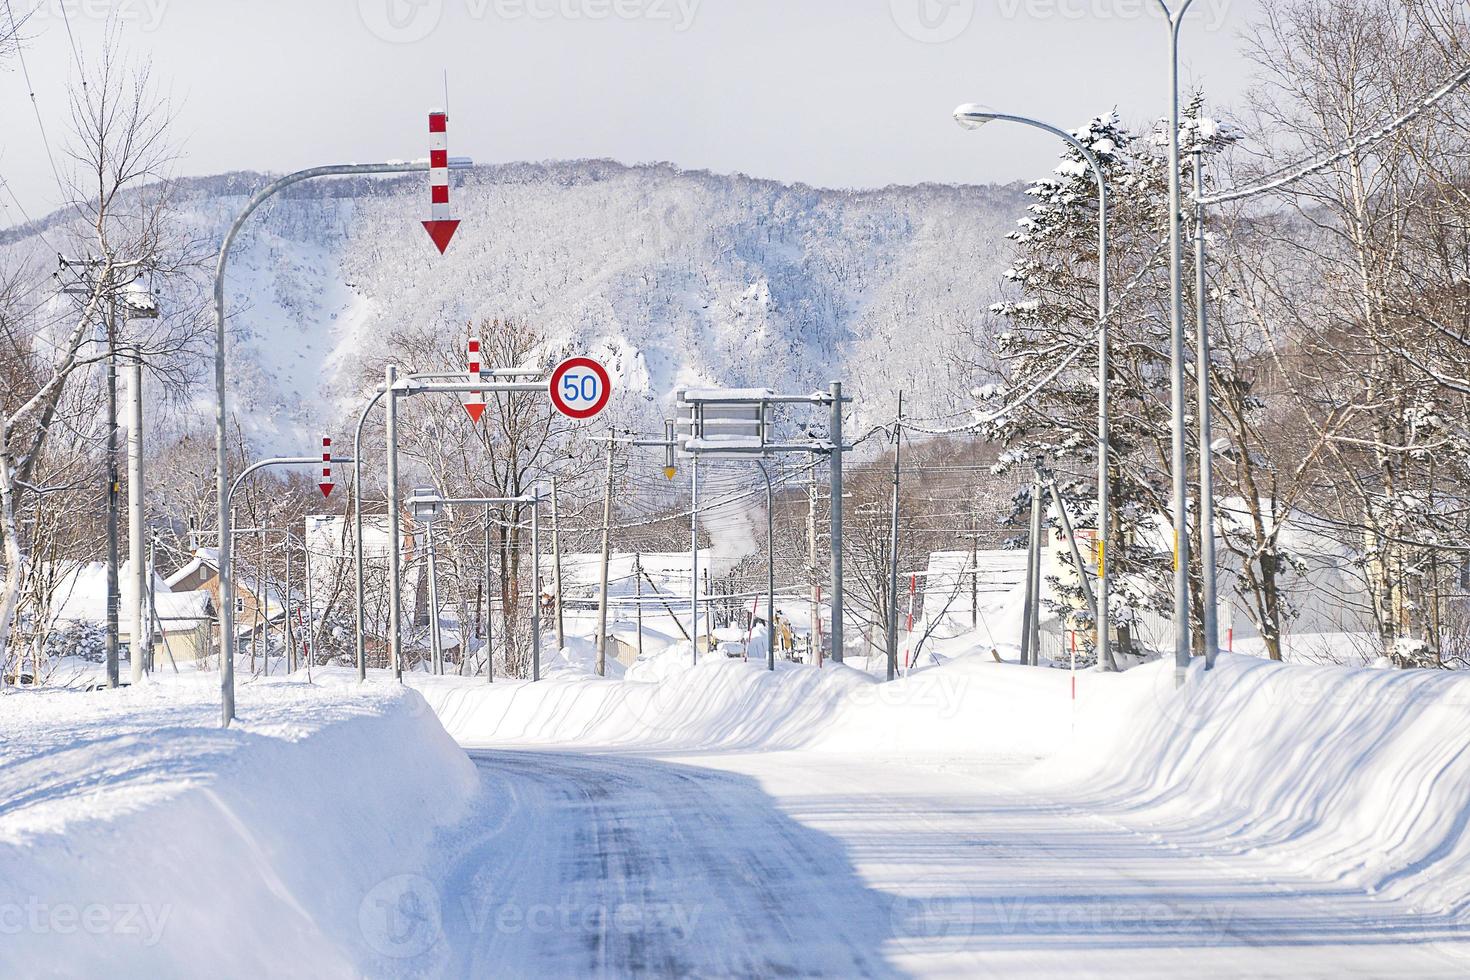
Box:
left=212, top=155, right=472, bottom=728
left=954, top=104, right=1118, bottom=672
left=1156, top=0, right=1197, bottom=685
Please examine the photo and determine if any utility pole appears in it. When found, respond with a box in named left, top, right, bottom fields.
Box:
left=550, top=478, right=565, bottom=650
left=959, top=530, right=983, bottom=629
left=808, top=468, right=820, bottom=665
left=303, top=529, right=316, bottom=682
left=691, top=456, right=700, bottom=664
left=146, top=530, right=162, bottom=673
left=595, top=438, right=616, bottom=677
left=704, top=569, right=713, bottom=644
left=127, top=347, right=146, bottom=686
left=531, top=490, right=543, bottom=682
left=828, top=382, right=845, bottom=664
left=634, top=553, right=644, bottom=659
left=1020, top=473, right=1044, bottom=666
left=426, top=518, right=443, bottom=675
left=885, top=393, right=904, bottom=682
left=104, top=285, right=121, bottom=688
left=484, top=511, right=494, bottom=684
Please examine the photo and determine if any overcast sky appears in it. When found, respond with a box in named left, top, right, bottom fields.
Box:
left=1, top=0, right=1265, bottom=225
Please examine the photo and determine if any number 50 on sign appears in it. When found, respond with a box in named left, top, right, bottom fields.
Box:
left=549, top=357, right=613, bottom=421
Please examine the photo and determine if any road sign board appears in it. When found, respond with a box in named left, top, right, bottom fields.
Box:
left=549, top=357, right=612, bottom=420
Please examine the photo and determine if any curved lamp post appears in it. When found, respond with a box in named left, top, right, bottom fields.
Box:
left=1156, top=0, right=1199, bottom=683
left=954, top=105, right=1118, bottom=672
left=212, top=156, right=473, bottom=727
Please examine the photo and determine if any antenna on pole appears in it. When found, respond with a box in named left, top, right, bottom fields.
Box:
left=443, top=69, right=450, bottom=115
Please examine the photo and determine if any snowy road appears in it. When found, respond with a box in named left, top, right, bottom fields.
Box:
left=432, top=749, right=1470, bottom=978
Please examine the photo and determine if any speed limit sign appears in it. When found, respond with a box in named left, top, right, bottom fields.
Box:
left=549, top=357, right=613, bottom=420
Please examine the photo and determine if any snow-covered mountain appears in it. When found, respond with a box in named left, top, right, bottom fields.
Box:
left=6, top=161, right=1025, bottom=451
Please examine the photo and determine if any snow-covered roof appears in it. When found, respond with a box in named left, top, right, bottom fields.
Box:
left=45, top=562, right=175, bottom=627
left=154, top=590, right=212, bottom=623
left=165, top=552, right=217, bottom=589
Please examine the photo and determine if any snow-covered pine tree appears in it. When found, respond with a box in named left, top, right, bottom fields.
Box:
left=980, top=103, right=1237, bottom=661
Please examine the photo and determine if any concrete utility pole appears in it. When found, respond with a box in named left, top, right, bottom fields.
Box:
left=105, top=291, right=120, bottom=688
left=828, top=381, right=845, bottom=664
left=1020, top=473, right=1045, bottom=666
left=127, top=348, right=146, bottom=686
left=550, top=478, right=565, bottom=650
left=885, top=393, right=904, bottom=682
left=595, top=438, right=616, bottom=677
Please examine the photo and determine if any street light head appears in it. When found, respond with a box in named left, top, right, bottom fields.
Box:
left=954, top=104, right=998, bottom=130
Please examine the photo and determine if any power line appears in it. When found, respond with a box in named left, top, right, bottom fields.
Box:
left=4, top=0, right=69, bottom=205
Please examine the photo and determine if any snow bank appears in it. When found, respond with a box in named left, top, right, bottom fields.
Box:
left=0, top=674, right=478, bottom=977
left=413, top=648, right=874, bottom=751
left=413, top=644, right=1470, bottom=924
left=1043, top=654, right=1470, bottom=922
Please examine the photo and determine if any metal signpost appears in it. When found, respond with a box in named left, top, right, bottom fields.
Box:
left=674, top=384, right=849, bottom=667
left=351, top=353, right=613, bottom=683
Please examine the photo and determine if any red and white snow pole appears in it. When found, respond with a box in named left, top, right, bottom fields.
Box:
left=423, top=109, right=461, bottom=254
left=464, top=337, right=487, bottom=423
left=319, top=438, right=335, bottom=499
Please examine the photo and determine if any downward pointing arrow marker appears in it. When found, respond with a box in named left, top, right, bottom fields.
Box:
left=423, top=219, right=460, bottom=255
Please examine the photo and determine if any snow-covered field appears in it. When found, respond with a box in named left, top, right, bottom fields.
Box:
left=7, top=643, right=1470, bottom=976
